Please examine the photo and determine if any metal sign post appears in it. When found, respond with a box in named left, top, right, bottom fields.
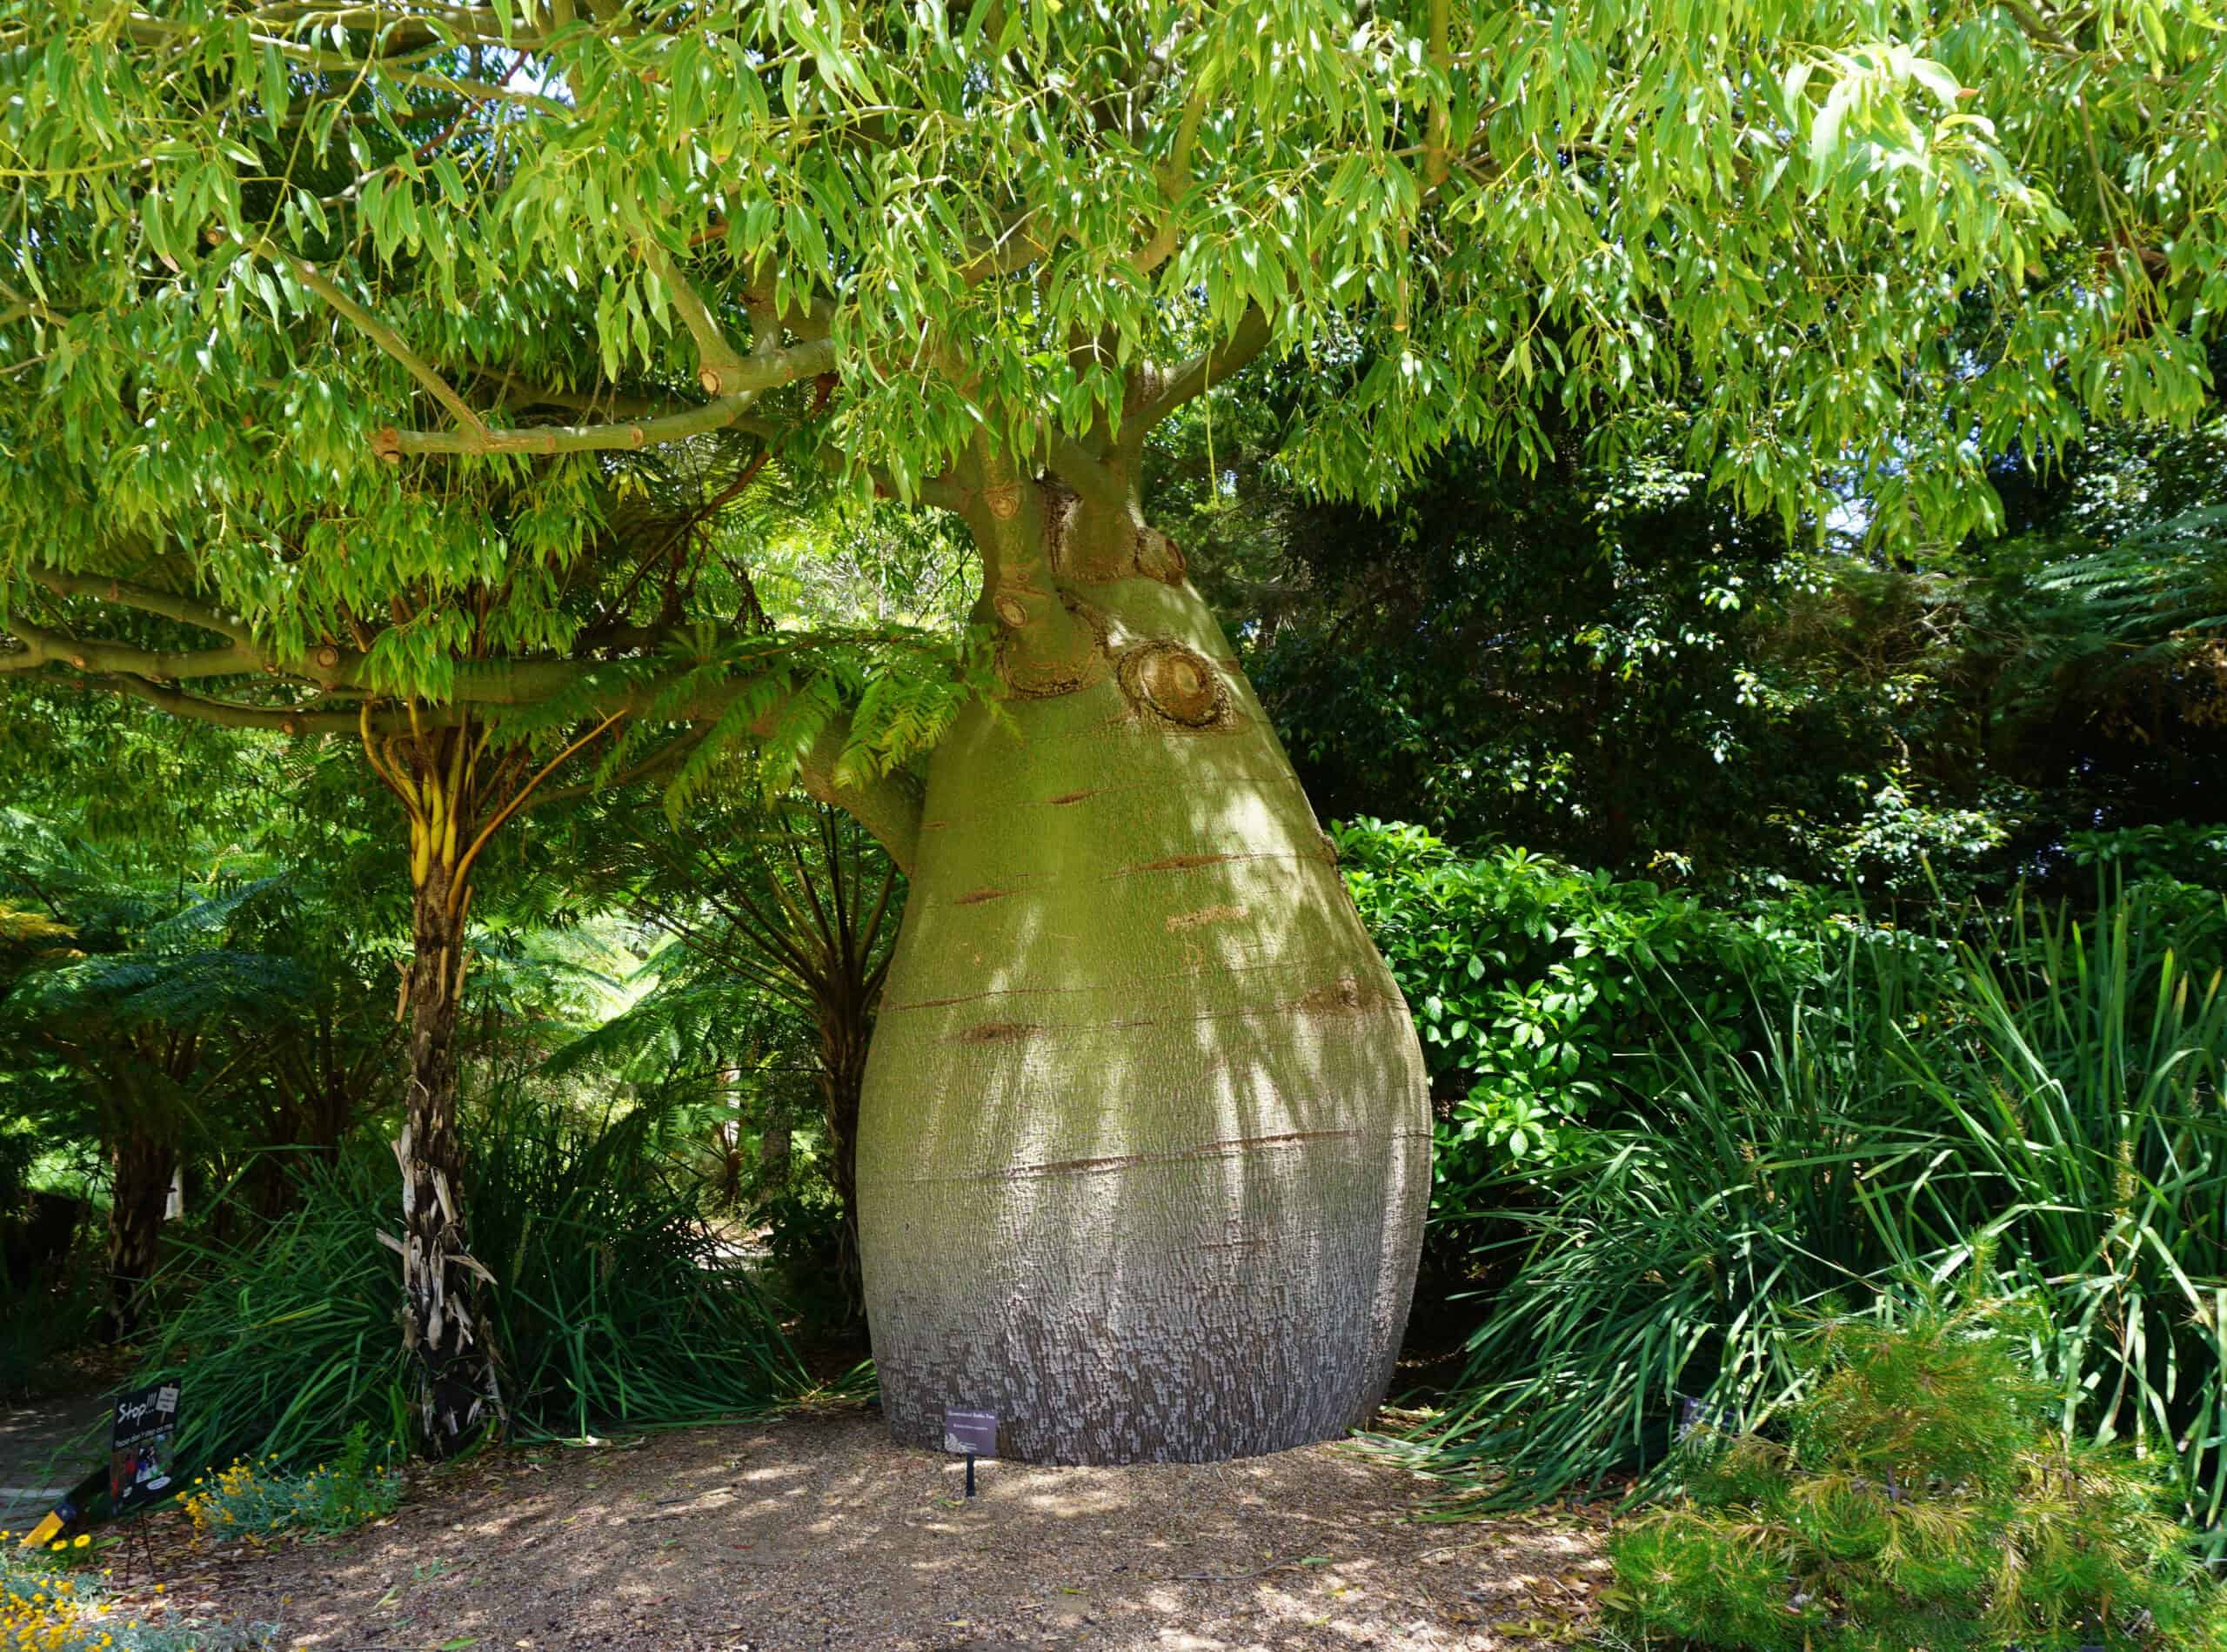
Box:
left=942, top=1408, right=998, bottom=1499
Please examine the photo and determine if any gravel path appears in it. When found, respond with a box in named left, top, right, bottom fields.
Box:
left=117, top=1410, right=1607, bottom=1651
left=0, top=1393, right=106, bottom=1527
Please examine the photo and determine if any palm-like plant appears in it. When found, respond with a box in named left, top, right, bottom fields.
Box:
left=0, top=866, right=316, bottom=1335
left=562, top=793, right=899, bottom=1300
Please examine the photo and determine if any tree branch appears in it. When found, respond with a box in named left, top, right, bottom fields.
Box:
left=451, top=710, right=625, bottom=908
left=1422, top=0, right=1453, bottom=192
left=30, top=566, right=264, bottom=651
left=1132, top=82, right=1210, bottom=277
left=7, top=575, right=935, bottom=861
left=1, top=618, right=263, bottom=680
left=1996, top=0, right=2078, bottom=52
left=273, top=248, right=491, bottom=442
left=377, top=338, right=837, bottom=458
left=958, top=209, right=1059, bottom=286
left=527, top=730, right=701, bottom=811
left=1042, top=434, right=1130, bottom=510
left=1132, top=306, right=1274, bottom=433
left=118, top=14, right=571, bottom=112
left=104, top=673, right=395, bottom=734
left=795, top=719, right=924, bottom=876
left=480, top=375, right=674, bottom=419
left=644, top=241, right=752, bottom=396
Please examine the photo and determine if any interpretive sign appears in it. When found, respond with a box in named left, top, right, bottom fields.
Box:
left=109, top=1382, right=181, bottom=1513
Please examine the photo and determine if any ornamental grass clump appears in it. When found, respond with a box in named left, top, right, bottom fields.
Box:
left=1603, top=1300, right=2227, bottom=1652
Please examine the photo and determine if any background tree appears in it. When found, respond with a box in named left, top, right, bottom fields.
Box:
left=1152, top=371, right=2227, bottom=900
left=5, top=0, right=2224, bottom=1462
left=0, top=851, right=314, bottom=1336
left=576, top=794, right=899, bottom=1301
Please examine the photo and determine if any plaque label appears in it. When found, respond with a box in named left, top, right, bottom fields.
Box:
left=943, top=1407, right=998, bottom=1457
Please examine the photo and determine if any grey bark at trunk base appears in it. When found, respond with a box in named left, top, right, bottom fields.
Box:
left=856, top=570, right=1432, bottom=1466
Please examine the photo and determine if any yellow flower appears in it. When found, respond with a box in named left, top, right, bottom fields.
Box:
left=69, top=1538, right=86, bottom=1550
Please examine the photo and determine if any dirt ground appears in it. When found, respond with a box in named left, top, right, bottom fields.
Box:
left=115, top=1409, right=1607, bottom=1652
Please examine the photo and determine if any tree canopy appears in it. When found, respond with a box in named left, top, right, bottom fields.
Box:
left=6, top=0, right=2224, bottom=729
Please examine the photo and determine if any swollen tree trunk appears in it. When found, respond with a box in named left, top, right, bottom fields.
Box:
left=105, top=1124, right=175, bottom=1341
left=396, top=852, right=498, bottom=1454
left=855, top=482, right=1431, bottom=1464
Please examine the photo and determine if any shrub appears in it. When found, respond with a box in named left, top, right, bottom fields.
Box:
left=1395, top=929, right=1943, bottom=1504
left=1334, top=817, right=1843, bottom=1198
left=750, top=1178, right=852, bottom=1312
left=1900, top=886, right=2227, bottom=1543
left=0, top=1542, right=269, bottom=1649
left=181, top=1422, right=400, bottom=1544
left=1396, top=878, right=2227, bottom=1558
left=1605, top=1298, right=2227, bottom=1652
left=137, top=1154, right=410, bottom=1477
left=139, top=1100, right=809, bottom=1474
left=468, top=1100, right=810, bottom=1440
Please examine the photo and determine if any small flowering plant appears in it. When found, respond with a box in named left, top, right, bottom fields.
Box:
left=180, top=1424, right=401, bottom=1546
left=0, top=1539, right=261, bottom=1651
left=36, top=1534, right=103, bottom=1569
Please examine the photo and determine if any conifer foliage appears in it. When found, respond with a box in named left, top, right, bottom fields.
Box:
left=1604, top=1295, right=2227, bottom=1652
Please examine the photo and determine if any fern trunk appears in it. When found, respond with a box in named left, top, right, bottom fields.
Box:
left=819, top=990, right=871, bottom=1298
left=397, top=845, right=499, bottom=1454
left=855, top=489, right=1430, bottom=1463
left=104, top=1124, right=173, bottom=1341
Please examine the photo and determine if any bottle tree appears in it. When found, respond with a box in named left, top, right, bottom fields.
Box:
left=3, top=0, right=2222, bottom=1461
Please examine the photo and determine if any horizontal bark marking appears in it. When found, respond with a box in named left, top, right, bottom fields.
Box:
left=1166, top=903, right=1247, bottom=931
left=993, top=1127, right=1362, bottom=1182
left=867, top=1123, right=1435, bottom=1191
left=1292, top=975, right=1400, bottom=1017
left=953, top=886, right=1015, bottom=906
left=952, top=1020, right=1041, bottom=1044
left=886, top=959, right=1401, bottom=1018
left=1113, top=852, right=1241, bottom=875
left=1045, top=788, right=1101, bottom=806
left=987, top=766, right=1301, bottom=801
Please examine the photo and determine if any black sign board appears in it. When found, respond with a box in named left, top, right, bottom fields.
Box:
left=109, top=1382, right=182, bottom=1513
left=943, top=1408, right=998, bottom=1457
left=943, top=1407, right=997, bottom=1499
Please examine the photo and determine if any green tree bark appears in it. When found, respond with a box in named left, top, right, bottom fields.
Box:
left=856, top=486, right=1431, bottom=1462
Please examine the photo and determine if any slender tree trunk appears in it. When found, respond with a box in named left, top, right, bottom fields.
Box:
left=395, top=837, right=498, bottom=1454
left=855, top=482, right=1431, bottom=1464
left=712, top=1065, right=746, bottom=1208
left=105, top=1125, right=175, bottom=1341
left=818, top=1018, right=870, bottom=1298
left=759, top=1116, right=790, bottom=1190
left=249, top=1101, right=304, bottom=1221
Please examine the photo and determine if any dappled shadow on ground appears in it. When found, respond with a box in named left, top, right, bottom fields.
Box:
left=124, top=1412, right=1602, bottom=1650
